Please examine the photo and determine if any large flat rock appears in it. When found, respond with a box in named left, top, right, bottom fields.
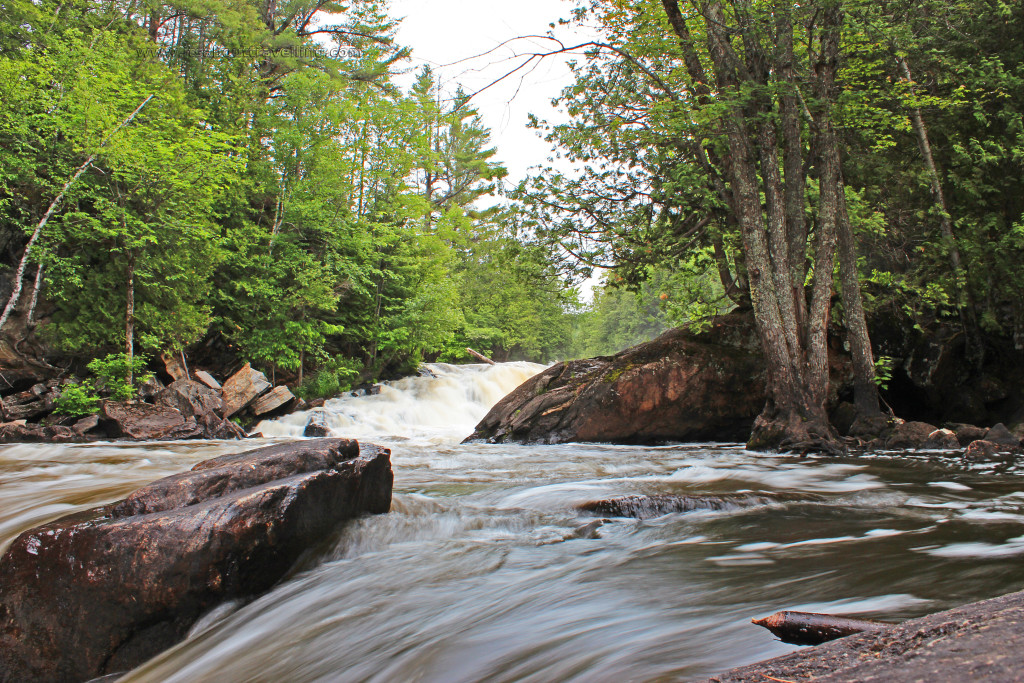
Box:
left=708, top=589, right=1024, bottom=682
left=466, top=313, right=767, bottom=444
left=0, top=438, right=392, bottom=682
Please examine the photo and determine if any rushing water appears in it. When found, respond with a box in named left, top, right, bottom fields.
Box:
left=2, top=363, right=1024, bottom=682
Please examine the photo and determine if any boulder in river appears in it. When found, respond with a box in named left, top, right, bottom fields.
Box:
left=304, top=409, right=331, bottom=437
left=577, top=492, right=820, bottom=519
left=923, top=428, right=960, bottom=450
left=0, top=438, right=393, bottom=682
left=466, top=313, right=767, bottom=444
left=947, top=422, right=988, bottom=447
left=881, top=421, right=939, bottom=449
left=984, top=423, right=1021, bottom=447
left=964, top=439, right=1019, bottom=462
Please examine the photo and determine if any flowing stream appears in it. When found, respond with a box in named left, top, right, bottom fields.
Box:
left=2, top=362, right=1024, bottom=681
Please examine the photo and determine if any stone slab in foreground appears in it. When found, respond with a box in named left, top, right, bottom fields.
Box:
left=0, top=438, right=393, bottom=682
left=708, top=589, right=1024, bottom=682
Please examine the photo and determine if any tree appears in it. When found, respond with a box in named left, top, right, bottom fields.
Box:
left=521, top=0, right=882, bottom=450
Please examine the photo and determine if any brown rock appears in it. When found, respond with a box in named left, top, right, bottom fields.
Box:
left=161, top=352, right=189, bottom=382
left=884, top=421, right=938, bottom=449
left=984, top=423, right=1021, bottom=447
left=577, top=493, right=819, bottom=520
left=156, top=379, right=223, bottom=419
left=0, top=423, right=82, bottom=443
left=964, top=439, right=1016, bottom=462
left=0, top=438, right=392, bottom=682
left=155, top=381, right=246, bottom=440
left=193, top=369, right=222, bottom=391
left=304, top=410, right=331, bottom=437
left=923, top=428, right=960, bottom=450
left=221, top=363, right=272, bottom=418
left=137, top=376, right=164, bottom=402
left=100, top=402, right=203, bottom=440
left=466, top=313, right=766, bottom=444
left=251, top=386, right=296, bottom=415
left=848, top=413, right=890, bottom=440
left=72, top=414, right=101, bottom=437
left=947, top=422, right=987, bottom=446
left=0, top=384, right=52, bottom=421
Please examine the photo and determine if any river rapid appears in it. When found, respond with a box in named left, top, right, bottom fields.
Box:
left=2, top=362, right=1024, bottom=682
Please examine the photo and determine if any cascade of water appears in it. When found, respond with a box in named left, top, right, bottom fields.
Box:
left=254, top=361, right=545, bottom=444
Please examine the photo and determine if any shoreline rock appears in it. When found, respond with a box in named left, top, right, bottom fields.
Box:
left=707, top=588, right=1024, bottom=682
left=0, top=438, right=393, bottom=682
left=466, top=313, right=768, bottom=444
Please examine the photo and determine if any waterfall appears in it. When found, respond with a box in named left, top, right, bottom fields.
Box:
left=254, top=362, right=545, bottom=444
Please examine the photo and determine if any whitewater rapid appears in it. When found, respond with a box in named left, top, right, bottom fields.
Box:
left=255, top=361, right=544, bottom=444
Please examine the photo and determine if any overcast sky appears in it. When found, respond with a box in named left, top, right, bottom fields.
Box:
left=388, top=0, right=593, bottom=185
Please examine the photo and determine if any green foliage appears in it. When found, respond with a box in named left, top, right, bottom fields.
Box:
left=87, top=353, right=153, bottom=401
left=52, top=383, right=101, bottom=418
left=873, top=356, right=894, bottom=391
left=296, top=357, right=362, bottom=400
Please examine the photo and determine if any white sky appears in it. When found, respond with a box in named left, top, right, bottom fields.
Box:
left=388, top=0, right=593, bottom=185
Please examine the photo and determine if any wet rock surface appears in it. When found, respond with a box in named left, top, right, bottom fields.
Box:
left=577, top=493, right=820, bottom=520
left=466, top=313, right=767, bottom=444
left=0, top=438, right=393, bottom=682
left=707, top=589, right=1024, bottom=682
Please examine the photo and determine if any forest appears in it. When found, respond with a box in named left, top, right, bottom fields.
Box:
left=1, top=0, right=1023, bottom=443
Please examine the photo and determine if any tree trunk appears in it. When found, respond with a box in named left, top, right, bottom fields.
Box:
left=777, top=6, right=809, bottom=338
left=25, top=264, right=43, bottom=327
left=125, top=250, right=136, bottom=387
left=836, top=177, right=880, bottom=416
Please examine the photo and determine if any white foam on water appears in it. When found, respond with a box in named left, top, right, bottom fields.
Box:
left=254, top=362, right=545, bottom=445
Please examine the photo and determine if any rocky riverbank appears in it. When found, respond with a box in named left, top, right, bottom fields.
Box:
left=466, top=312, right=1024, bottom=454
left=0, top=437, right=393, bottom=682
left=708, top=588, right=1024, bottom=682
left=0, top=358, right=305, bottom=443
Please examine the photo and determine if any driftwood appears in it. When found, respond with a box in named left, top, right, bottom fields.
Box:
left=465, top=347, right=496, bottom=365
left=752, top=610, right=890, bottom=645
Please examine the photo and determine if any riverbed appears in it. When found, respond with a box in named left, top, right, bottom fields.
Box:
left=2, top=363, right=1023, bottom=681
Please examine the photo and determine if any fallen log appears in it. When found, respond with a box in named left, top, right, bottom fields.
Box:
left=752, top=610, right=890, bottom=646
left=466, top=347, right=496, bottom=365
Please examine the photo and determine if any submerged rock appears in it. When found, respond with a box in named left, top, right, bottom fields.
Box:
left=466, top=313, right=767, bottom=444
left=0, top=438, right=392, bottom=682
left=304, top=410, right=331, bottom=437
left=964, top=439, right=1019, bottom=462
left=577, top=492, right=817, bottom=520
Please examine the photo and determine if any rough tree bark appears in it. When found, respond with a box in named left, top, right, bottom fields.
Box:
left=125, top=249, right=136, bottom=386
left=656, top=0, right=872, bottom=452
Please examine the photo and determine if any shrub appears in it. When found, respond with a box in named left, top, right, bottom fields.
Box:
left=295, top=357, right=362, bottom=400
left=53, top=383, right=101, bottom=417
left=86, top=353, right=153, bottom=402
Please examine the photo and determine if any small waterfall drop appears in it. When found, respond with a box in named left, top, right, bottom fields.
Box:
left=255, top=361, right=544, bottom=444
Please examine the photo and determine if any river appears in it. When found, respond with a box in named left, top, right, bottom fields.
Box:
left=2, top=362, right=1023, bottom=681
